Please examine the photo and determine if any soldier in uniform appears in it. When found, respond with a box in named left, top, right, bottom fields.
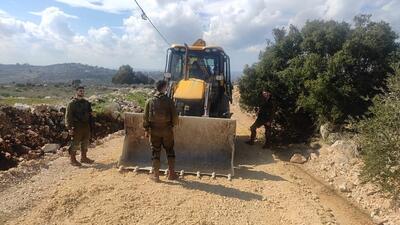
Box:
left=65, top=86, right=95, bottom=166
left=246, top=90, right=276, bottom=148
left=143, top=80, right=178, bottom=182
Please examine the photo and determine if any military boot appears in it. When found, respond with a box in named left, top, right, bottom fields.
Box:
left=151, top=159, right=160, bottom=182
left=167, top=157, right=178, bottom=180
left=70, top=152, right=82, bottom=167
left=80, top=151, right=94, bottom=164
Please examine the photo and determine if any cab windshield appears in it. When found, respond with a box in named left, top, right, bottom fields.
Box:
left=167, top=49, right=223, bottom=81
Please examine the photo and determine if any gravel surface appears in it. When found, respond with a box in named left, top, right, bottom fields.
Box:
left=0, top=94, right=375, bottom=225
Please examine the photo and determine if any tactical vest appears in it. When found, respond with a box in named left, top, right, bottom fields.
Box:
left=71, top=99, right=91, bottom=124
left=149, top=95, right=172, bottom=125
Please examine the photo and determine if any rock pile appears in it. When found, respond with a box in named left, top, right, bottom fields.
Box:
left=0, top=104, right=124, bottom=171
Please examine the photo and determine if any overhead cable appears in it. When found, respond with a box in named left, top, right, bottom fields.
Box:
left=134, top=0, right=171, bottom=46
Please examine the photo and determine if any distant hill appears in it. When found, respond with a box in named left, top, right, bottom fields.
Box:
left=0, top=63, right=116, bottom=84
left=0, top=62, right=238, bottom=84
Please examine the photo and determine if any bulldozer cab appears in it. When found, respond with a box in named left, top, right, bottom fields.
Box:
left=164, top=40, right=233, bottom=118
left=164, top=43, right=231, bottom=84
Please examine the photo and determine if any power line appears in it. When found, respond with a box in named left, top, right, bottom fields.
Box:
left=134, top=0, right=171, bottom=46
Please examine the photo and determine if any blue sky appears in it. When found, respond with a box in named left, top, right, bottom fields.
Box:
left=0, top=0, right=399, bottom=71
left=0, top=0, right=130, bottom=35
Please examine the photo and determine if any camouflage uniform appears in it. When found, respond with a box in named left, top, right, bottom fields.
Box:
left=143, top=92, right=178, bottom=178
left=65, top=98, right=92, bottom=156
left=249, top=97, right=276, bottom=146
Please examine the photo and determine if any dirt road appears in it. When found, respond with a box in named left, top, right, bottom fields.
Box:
left=0, top=97, right=374, bottom=225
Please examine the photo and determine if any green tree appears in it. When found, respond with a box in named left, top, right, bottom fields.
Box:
left=112, top=65, right=156, bottom=85
left=239, top=15, right=398, bottom=141
left=112, top=65, right=135, bottom=84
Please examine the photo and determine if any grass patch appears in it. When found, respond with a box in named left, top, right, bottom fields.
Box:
left=126, top=91, right=151, bottom=108
left=91, top=98, right=110, bottom=114
left=0, top=84, right=114, bottom=99
left=0, top=97, right=64, bottom=105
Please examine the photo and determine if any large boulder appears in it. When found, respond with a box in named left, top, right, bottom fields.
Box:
left=320, top=123, right=343, bottom=144
left=104, top=102, right=120, bottom=115
left=290, top=153, right=307, bottom=164
left=330, top=140, right=359, bottom=167
left=13, top=103, right=31, bottom=111
left=41, top=143, right=60, bottom=153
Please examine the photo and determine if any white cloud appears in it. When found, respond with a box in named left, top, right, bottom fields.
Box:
left=0, top=7, right=79, bottom=64
left=88, top=26, right=118, bottom=46
left=376, top=0, right=400, bottom=32
left=204, top=0, right=288, bottom=49
left=31, top=7, right=78, bottom=41
left=55, top=0, right=135, bottom=13
left=0, top=1, right=400, bottom=71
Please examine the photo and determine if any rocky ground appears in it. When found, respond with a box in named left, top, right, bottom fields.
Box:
left=0, top=91, right=379, bottom=225
left=0, top=88, right=397, bottom=225
left=0, top=134, right=374, bottom=225
left=301, top=140, right=400, bottom=225
left=233, top=88, right=400, bottom=225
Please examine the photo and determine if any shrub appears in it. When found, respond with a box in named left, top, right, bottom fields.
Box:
left=356, top=67, right=400, bottom=199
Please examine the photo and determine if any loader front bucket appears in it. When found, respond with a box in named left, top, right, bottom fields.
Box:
left=119, top=113, right=236, bottom=176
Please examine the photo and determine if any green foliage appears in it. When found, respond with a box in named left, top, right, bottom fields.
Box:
left=239, top=15, right=398, bottom=141
left=126, top=91, right=151, bottom=108
left=112, top=65, right=134, bottom=84
left=356, top=67, right=400, bottom=199
left=91, top=100, right=109, bottom=114
left=0, top=97, right=61, bottom=105
left=0, top=84, right=115, bottom=106
left=0, top=93, right=10, bottom=97
left=112, top=65, right=155, bottom=85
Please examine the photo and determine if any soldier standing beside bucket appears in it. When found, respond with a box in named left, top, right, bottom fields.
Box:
left=143, top=80, right=179, bottom=182
left=65, top=86, right=95, bottom=166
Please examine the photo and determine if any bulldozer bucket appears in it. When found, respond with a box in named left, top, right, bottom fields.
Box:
left=119, top=113, right=236, bottom=176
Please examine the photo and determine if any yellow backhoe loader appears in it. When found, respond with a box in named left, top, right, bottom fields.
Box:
left=119, top=39, right=236, bottom=178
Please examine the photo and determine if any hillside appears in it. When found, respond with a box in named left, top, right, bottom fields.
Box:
left=0, top=63, right=116, bottom=84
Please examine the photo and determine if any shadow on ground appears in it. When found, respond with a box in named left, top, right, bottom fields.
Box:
left=234, top=136, right=275, bottom=165
left=234, top=135, right=286, bottom=181
left=272, top=142, right=322, bottom=162
left=80, top=162, right=116, bottom=171
left=236, top=133, right=322, bottom=163
left=166, top=180, right=263, bottom=201
left=235, top=165, right=286, bottom=181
